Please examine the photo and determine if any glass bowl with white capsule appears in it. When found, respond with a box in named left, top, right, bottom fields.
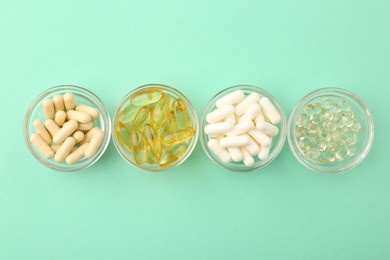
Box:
left=287, top=87, right=374, bottom=174
left=200, top=85, right=287, bottom=172
left=24, top=85, right=111, bottom=171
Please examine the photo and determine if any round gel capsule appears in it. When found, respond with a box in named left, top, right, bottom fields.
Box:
left=215, top=90, right=244, bottom=108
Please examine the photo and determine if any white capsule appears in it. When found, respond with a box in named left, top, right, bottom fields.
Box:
left=42, top=99, right=55, bottom=120
left=54, top=137, right=76, bottom=162
left=220, top=135, right=251, bottom=148
left=80, top=127, right=100, bottom=144
left=256, top=121, right=279, bottom=136
left=227, top=120, right=254, bottom=136
left=248, top=130, right=272, bottom=146
left=54, top=110, right=66, bottom=126
left=204, top=122, right=234, bottom=136
left=235, top=92, right=260, bottom=115
left=33, top=119, right=51, bottom=145
left=260, top=97, right=281, bottom=124
left=245, top=135, right=260, bottom=156
left=258, top=145, right=271, bottom=160
left=52, top=94, right=65, bottom=112
left=216, top=90, right=244, bottom=108
left=77, top=122, right=94, bottom=131
left=30, top=133, right=54, bottom=159
left=206, top=105, right=234, bottom=123
left=224, top=114, right=236, bottom=125
left=239, top=103, right=261, bottom=122
left=254, top=110, right=265, bottom=123
left=72, top=131, right=85, bottom=143
left=227, top=147, right=243, bottom=162
left=66, top=143, right=89, bottom=164
left=85, top=129, right=104, bottom=158
left=76, top=104, right=100, bottom=119
left=53, top=119, right=78, bottom=144
left=63, top=92, right=75, bottom=111
left=66, top=110, right=92, bottom=124
left=241, top=147, right=254, bottom=167
left=44, top=119, right=60, bottom=137
left=208, top=139, right=232, bottom=163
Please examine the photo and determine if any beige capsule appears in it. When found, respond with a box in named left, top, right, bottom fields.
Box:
left=45, top=119, right=60, bottom=137
left=54, top=137, right=76, bottom=162
left=53, top=119, right=78, bottom=144
left=51, top=144, right=77, bottom=153
left=30, top=133, right=54, bottom=159
left=52, top=94, right=65, bottom=112
left=42, top=99, right=55, bottom=120
left=80, top=127, right=100, bottom=144
left=66, top=110, right=92, bottom=124
left=63, top=92, right=75, bottom=111
left=33, top=119, right=51, bottom=144
left=72, top=131, right=85, bottom=143
left=66, top=143, right=89, bottom=164
left=85, top=129, right=104, bottom=158
left=76, top=104, right=99, bottom=119
left=77, top=122, right=94, bottom=131
left=54, top=110, right=66, bottom=126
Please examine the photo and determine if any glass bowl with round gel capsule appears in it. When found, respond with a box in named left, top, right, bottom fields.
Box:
left=24, top=85, right=111, bottom=172
left=287, top=88, right=374, bottom=173
left=112, top=83, right=199, bottom=172
left=200, top=85, right=287, bottom=172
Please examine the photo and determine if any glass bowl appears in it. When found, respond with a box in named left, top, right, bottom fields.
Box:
left=287, top=87, right=374, bottom=173
left=112, top=83, right=199, bottom=172
left=200, top=85, right=287, bottom=172
left=24, top=85, right=111, bottom=171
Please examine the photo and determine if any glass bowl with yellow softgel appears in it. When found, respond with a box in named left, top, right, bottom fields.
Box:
left=287, top=88, right=374, bottom=173
left=112, top=84, right=199, bottom=172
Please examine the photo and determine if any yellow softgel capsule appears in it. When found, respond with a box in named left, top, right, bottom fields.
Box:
left=152, top=94, right=173, bottom=123
left=132, top=106, right=151, bottom=129
left=158, top=151, right=177, bottom=167
left=115, top=123, right=132, bottom=151
left=173, top=98, right=191, bottom=128
left=143, top=124, right=162, bottom=158
left=130, top=130, right=147, bottom=165
left=167, top=143, right=188, bottom=158
left=161, top=126, right=195, bottom=146
left=118, top=104, right=140, bottom=124
left=130, top=88, right=163, bottom=106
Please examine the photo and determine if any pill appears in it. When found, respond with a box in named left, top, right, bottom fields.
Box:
left=224, top=114, right=236, bottom=125
left=248, top=130, right=272, bottom=146
left=72, top=131, right=85, bottom=143
left=53, top=94, right=65, bottom=112
left=66, top=143, right=89, bottom=164
left=63, top=92, right=75, bottom=110
left=256, top=121, right=279, bottom=136
left=85, top=129, right=104, bottom=158
left=245, top=135, right=260, bottom=156
left=44, top=119, right=60, bottom=137
left=54, top=137, right=76, bottom=162
left=227, top=147, right=243, bottom=162
left=80, top=127, right=100, bottom=144
left=66, top=110, right=92, bottom=124
left=208, top=139, right=232, bottom=163
left=241, top=147, right=254, bottom=167
left=216, top=90, right=244, bottom=108
left=33, top=119, right=51, bottom=145
left=53, top=119, right=78, bottom=144
left=77, top=122, right=94, bottom=131
left=235, top=93, right=260, bottom=116
left=258, top=145, right=271, bottom=160
left=204, top=122, right=234, bottom=135
left=52, top=144, right=77, bottom=153
left=42, top=99, right=55, bottom=120
left=76, top=104, right=100, bottom=119
left=254, top=111, right=265, bottom=123
left=54, top=110, right=66, bottom=126
left=220, top=135, right=251, bottom=148
left=206, top=105, right=235, bottom=123
left=227, top=120, right=254, bottom=136
left=239, top=103, right=261, bottom=122
left=260, top=97, right=281, bottom=124
left=30, top=133, right=54, bottom=159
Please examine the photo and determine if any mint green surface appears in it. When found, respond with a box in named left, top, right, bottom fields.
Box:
left=1, top=1, right=389, bottom=259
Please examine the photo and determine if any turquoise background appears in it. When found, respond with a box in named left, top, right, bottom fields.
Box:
left=1, top=0, right=389, bottom=259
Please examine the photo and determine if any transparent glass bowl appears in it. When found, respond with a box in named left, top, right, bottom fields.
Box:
left=200, top=85, right=287, bottom=172
left=287, top=88, right=374, bottom=173
left=112, top=84, right=199, bottom=172
left=24, top=85, right=112, bottom=171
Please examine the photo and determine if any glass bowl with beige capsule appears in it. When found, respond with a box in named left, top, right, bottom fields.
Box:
left=112, top=84, right=199, bottom=171
left=24, top=85, right=111, bottom=171
left=200, top=85, right=287, bottom=172
left=287, top=88, right=374, bottom=173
